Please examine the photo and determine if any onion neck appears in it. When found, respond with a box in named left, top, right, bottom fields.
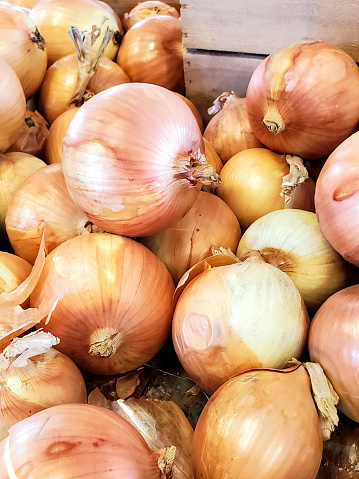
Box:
left=155, top=446, right=176, bottom=478
left=31, top=27, right=45, bottom=51
left=89, top=328, right=122, bottom=358
left=207, top=91, right=237, bottom=115
left=174, top=149, right=221, bottom=188
left=263, top=103, right=285, bottom=134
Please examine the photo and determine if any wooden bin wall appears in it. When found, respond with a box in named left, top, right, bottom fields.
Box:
left=181, top=0, right=359, bottom=124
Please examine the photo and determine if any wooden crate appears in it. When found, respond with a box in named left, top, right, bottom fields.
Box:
left=182, top=0, right=359, bottom=124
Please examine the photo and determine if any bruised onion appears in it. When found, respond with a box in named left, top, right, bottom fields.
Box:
left=117, top=16, right=185, bottom=93
left=62, top=83, right=220, bottom=237
left=246, top=41, right=359, bottom=159
left=203, top=92, right=264, bottom=163
left=123, top=1, right=180, bottom=31
left=30, top=233, right=175, bottom=375
left=6, top=110, right=49, bottom=158
left=44, top=108, right=78, bottom=165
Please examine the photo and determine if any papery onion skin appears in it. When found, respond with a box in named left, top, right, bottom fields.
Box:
left=315, top=131, right=359, bottom=266
left=0, top=252, right=31, bottom=308
left=246, top=41, right=359, bottom=159
left=30, top=233, right=175, bottom=375
left=202, top=138, right=223, bottom=176
left=0, top=403, right=170, bottom=478
left=0, top=57, right=26, bottom=154
left=39, top=55, right=130, bottom=124
left=236, top=209, right=350, bottom=314
left=172, top=255, right=309, bottom=394
left=44, top=108, right=79, bottom=165
left=123, top=1, right=180, bottom=31
left=117, top=16, right=185, bottom=93
left=6, top=110, right=49, bottom=158
left=5, top=164, right=92, bottom=264
left=62, top=83, right=214, bottom=237
left=193, top=365, right=322, bottom=479
left=308, top=285, right=359, bottom=422
left=141, top=191, right=241, bottom=284
left=216, top=148, right=315, bottom=231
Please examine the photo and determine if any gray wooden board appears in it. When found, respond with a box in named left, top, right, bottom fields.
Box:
left=184, top=49, right=265, bottom=125
left=181, top=0, right=359, bottom=61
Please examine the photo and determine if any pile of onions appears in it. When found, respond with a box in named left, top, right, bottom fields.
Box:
left=0, top=57, right=26, bottom=153
left=62, top=82, right=220, bottom=237
left=30, top=233, right=175, bottom=374
left=0, top=330, right=87, bottom=441
left=308, top=284, right=359, bottom=422
left=0, top=2, right=47, bottom=98
left=0, top=403, right=176, bottom=478
left=6, top=110, right=49, bottom=158
left=315, top=131, right=359, bottom=266
left=5, top=164, right=94, bottom=264
left=44, top=109, right=78, bottom=164
left=216, top=148, right=315, bottom=230
left=203, top=92, right=264, bottom=163
left=236, top=209, right=350, bottom=314
left=141, top=191, right=241, bottom=283
left=0, top=152, right=45, bottom=237
left=246, top=41, right=359, bottom=159
left=117, top=16, right=185, bottom=93
left=192, top=361, right=339, bottom=478
left=0, top=252, right=31, bottom=307
left=29, top=0, right=123, bottom=65
left=172, top=251, right=309, bottom=394
left=123, top=0, right=180, bottom=31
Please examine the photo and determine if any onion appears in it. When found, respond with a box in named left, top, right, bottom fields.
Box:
left=2, top=0, right=38, bottom=7
left=141, top=191, right=241, bottom=284
left=29, top=0, right=123, bottom=65
left=0, top=2, right=47, bottom=98
left=123, top=1, right=180, bottom=31
left=192, top=361, right=339, bottom=478
left=44, top=108, right=78, bottom=164
left=308, top=284, right=359, bottom=422
left=0, top=403, right=176, bottom=478
left=5, top=164, right=94, bottom=265
left=0, top=152, right=45, bottom=238
left=30, top=233, right=175, bottom=375
left=0, top=330, right=87, bottom=441
left=62, top=83, right=220, bottom=237
left=216, top=148, right=315, bottom=230
left=117, top=16, right=185, bottom=93
left=315, top=131, right=359, bottom=266
left=236, top=209, right=350, bottom=314
left=0, top=57, right=26, bottom=153
left=174, top=92, right=204, bottom=133
left=39, top=25, right=130, bottom=124
left=203, top=92, right=264, bottom=163
left=0, top=252, right=31, bottom=309
left=202, top=138, right=222, bottom=176
left=6, top=110, right=49, bottom=158
left=172, top=251, right=309, bottom=394
left=246, top=41, right=359, bottom=159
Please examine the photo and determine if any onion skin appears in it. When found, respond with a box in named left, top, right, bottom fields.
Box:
left=30, top=233, right=175, bottom=375
left=0, top=403, right=172, bottom=478
left=246, top=41, right=359, bottom=159
left=0, top=252, right=31, bottom=308
left=192, top=365, right=323, bottom=479
left=44, top=108, right=79, bottom=165
left=117, top=16, right=185, bottom=93
left=315, top=131, right=359, bottom=266
left=308, top=285, right=359, bottom=422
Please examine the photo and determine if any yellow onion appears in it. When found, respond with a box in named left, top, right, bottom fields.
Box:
left=2, top=0, right=38, bottom=7
left=30, top=233, right=175, bottom=375
left=0, top=57, right=26, bottom=153
left=0, top=252, right=31, bottom=308
left=0, top=330, right=87, bottom=441
left=315, top=131, right=359, bottom=266
left=0, top=152, right=45, bottom=238
left=117, top=16, right=185, bottom=93
left=0, top=403, right=176, bottom=478
left=202, top=138, right=223, bottom=180
left=236, top=209, right=350, bottom=315
left=246, top=41, right=359, bottom=159
left=39, top=26, right=130, bottom=124
left=203, top=92, right=264, bottom=163
left=5, top=164, right=97, bottom=265
left=141, top=191, right=241, bottom=284
left=6, top=110, right=49, bottom=158
left=0, top=2, right=47, bottom=98
left=216, top=148, right=315, bottom=230
left=123, top=1, right=180, bottom=31
left=172, top=251, right=309, bottom=394
left=174, top=92, right=204, bottom=133
left=193, top=361, right=339, bottom=478
left=62, top=83, right=220, bottom=237
left=44, top=108, right=79, bottom=165
left=29, top=0, right=123, bottom=65
left=309, top=285, right=359, bottom=422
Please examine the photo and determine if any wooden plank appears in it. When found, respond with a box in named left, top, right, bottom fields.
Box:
left=184, top=49, right=265, bottom=126
left=181, top=0, right=359, bottom=61
left=103, top=0, right=180, bottom=18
